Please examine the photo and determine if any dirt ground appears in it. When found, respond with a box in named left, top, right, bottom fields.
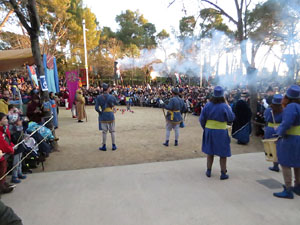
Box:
left=37, top=106, right=264, bottom=172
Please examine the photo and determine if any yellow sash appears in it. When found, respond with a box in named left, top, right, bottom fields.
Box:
left=205, top=120, right=227, bottom=130
left=168, top=110, right=180, bottom=120
left=286, top=125, right=300, bottom=136
left=104, top=107, right=113, bottom=112
left=268, top=122, right=280, bottom=128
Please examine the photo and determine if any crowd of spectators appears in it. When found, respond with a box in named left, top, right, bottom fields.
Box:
left=0, top=71, right=57, bottom=196
left=0, top=70, right=294, bottom=196
left=58, top=82, right=288, bottom=118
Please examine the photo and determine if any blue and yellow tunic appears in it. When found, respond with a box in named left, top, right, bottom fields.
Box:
left=95, top=94, right=117, bottom=127
left=264, top=107, right=282, bottom=139
left=276, top=103, right=300, bottom=167
left=163, top=96, right=186, bottom=124
left=200, top=102, right=235, bottom=157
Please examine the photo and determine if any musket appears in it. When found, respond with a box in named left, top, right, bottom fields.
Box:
left=162, top=107, right=166, bottom=118
left=84, top=105, right=88, bottom=122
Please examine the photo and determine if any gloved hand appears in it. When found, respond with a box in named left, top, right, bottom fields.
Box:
left=159, top=99, right=164, bottom=105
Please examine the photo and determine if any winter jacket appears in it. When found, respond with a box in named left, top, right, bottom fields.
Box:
left=0, top=126, right=14, bottom=162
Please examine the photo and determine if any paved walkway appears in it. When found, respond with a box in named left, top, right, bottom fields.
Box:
left=2, top=153, right=300, bottom=225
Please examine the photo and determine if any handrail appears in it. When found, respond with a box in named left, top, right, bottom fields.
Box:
left=0, top=116, right=55, bottom=181
left=12, top=116, right=54, bottom=150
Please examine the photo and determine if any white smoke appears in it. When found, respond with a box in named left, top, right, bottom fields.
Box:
left=116, top=7, right=300, bottom=89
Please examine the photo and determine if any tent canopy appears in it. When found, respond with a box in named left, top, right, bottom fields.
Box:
left=0, top=48, right=35, bottom=72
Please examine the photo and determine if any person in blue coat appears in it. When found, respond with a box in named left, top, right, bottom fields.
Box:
left=162, top=88, right=186, bottom=147
left=273, top=85, right=300, bottom=199
left=95, top=83, right=117, bottom=151
left=263, top=94, right=283, bottom=172
left=199, top=86, right=235, bottom=180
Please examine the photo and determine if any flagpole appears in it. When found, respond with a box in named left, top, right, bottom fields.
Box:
left=82, top=19, right=89, bottom=89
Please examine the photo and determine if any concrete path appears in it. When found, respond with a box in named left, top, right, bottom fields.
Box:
left=2, top=153, right=300, bottom=225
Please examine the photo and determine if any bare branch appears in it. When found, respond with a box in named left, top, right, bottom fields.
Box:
left=246, top=0, right=252, bottom=8
left=244, top=0, right=248, bottom=37
left=168, top=0, right=176, bottom=8
left=201, top=0, right=238, bottom=25
left=9, top=0, right=33, bottom=34
left=234, top=0, right=240, bottom=11
left=0, top=9, right=14, bottom=31
left=240, top=0, right=244, bottom=11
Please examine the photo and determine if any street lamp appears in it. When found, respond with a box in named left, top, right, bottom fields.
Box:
left=82, top=19, right=89, bottom=89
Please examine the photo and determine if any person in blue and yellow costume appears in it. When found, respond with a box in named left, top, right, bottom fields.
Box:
left=162, top=87, right=186, bottom=147
left=95, top=83, right=117, bottom=151
left=199, top=86, right=235, bottom=180
left=263, top=94, right=283, bottom=172
left=273, top=85, right=300, bottom=199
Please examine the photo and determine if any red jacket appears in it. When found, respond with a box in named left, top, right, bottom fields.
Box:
left=0, top=125, right=14, bottom=162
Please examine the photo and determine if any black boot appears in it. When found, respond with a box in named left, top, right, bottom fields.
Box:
left=174, top=140, right=178, bottom=146
left=163, top=140, right=169, bottom=147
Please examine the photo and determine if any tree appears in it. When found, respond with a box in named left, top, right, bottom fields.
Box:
left=116, top=9, right=157, bottom=49
left=66, top=0, right=100, bottom=65
left=179, top=16, right=196, bottom=37
left=169, top=0, right=265, bottom=118
left=37, top=0, right=72, bottom=56
left=0, top=31, right=31, bottom=49
left=199, top=8, right=233, bottom=38
left=96, top=27, right=124, bottom=82
left=157, top=29, right=170, bottom=40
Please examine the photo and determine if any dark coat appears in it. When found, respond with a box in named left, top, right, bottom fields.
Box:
left=232, top=100, right=252, bottom=134
left=0, top=200, right=23, bottom=225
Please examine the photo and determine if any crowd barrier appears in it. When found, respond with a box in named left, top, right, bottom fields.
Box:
left=0, top=116, right=54, bottom=181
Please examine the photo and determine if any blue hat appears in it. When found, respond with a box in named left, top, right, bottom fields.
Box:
left=272, top=94, right=283, bottom=104
left=286, top=85, right=300, bottom=99
left=102, top=83, right=109, bottom=91
left=212, top=86, right=224, bottom=97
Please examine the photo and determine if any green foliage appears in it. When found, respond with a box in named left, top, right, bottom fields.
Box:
left=179, top=16, right=196, bottom=37
left=247, top=0, right=283, bottom=45
left=156, top=29, right=170, bottom=40
left=116, top=9, right=157, bottom=49
left=199, top=8, right=233, bottom=38
left=1, top=1, right=171, bottom=84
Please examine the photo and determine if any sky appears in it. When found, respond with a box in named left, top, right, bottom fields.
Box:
left=83, top=0, right=263, bottom=33
left=83, top=0, right=242, bottom=34
left=83, top=0, right=287, bottom=76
